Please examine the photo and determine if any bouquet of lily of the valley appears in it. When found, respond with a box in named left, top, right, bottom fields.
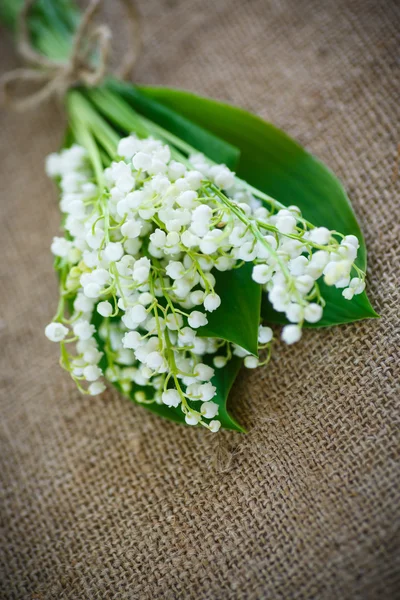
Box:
left=0, top=0, right=377, bottom=432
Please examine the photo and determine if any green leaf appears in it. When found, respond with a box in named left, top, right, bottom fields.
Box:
left=91, top=312, right=244, bottom=432
left=116, top=381, right=188, bottom=425
left=103, top=79, right=241, bottom=170
left=137, top=85, right=377, bottom=326
left=261, top=280, right=377, bottom=327
left=118, top=358, right=244, bottom=432
left=198, top=263, right=261, bottom=355
left=205, top=356, right=245, bottom=432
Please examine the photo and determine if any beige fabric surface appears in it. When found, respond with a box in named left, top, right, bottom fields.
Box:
left=1, top=0, right=399, bottom=598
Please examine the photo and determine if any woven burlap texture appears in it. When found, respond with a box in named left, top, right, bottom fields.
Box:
left=1, top=0, right=399, bottom=598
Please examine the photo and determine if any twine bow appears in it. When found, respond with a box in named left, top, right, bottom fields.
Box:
left=1, top=0, right=141, bottom=111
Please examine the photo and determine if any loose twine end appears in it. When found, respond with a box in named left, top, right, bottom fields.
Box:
left=1, top=0, right=141, bottom=111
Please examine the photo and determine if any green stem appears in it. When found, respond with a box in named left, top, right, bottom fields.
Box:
left=207, top=182, right=307, bottom=311
left=67, top=91, right=119, bottom=160
left=85, top=88, right=201, bottom=157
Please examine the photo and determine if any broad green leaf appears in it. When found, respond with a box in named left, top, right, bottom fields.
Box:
left=116, top=358, right=244, bottom=432
left=103, top=79, right=240, bottom=170
left=116, top=381, right=188, bottom=425
left=261, top=280, right=376, bottom=327
left=198, top=263, right=261, bottom=356
left=204, top=356, right=245, bottom=432
left=91, top=311, right=244, bottom=431
left=117, top=356, right=244, bottom=432
left=138, top=85, right=377, bottom=326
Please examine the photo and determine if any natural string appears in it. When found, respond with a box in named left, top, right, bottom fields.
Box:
left=0, top=0, right=141, bottom=111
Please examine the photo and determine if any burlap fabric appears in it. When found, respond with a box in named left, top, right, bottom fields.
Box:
left=1, top=0, right=399, bottom=598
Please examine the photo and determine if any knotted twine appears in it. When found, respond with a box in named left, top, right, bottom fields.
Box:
left=0, top=0, right=141, bottom=111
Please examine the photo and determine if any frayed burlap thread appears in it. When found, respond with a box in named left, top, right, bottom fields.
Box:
left=0, top=0, right=399, bottom=598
